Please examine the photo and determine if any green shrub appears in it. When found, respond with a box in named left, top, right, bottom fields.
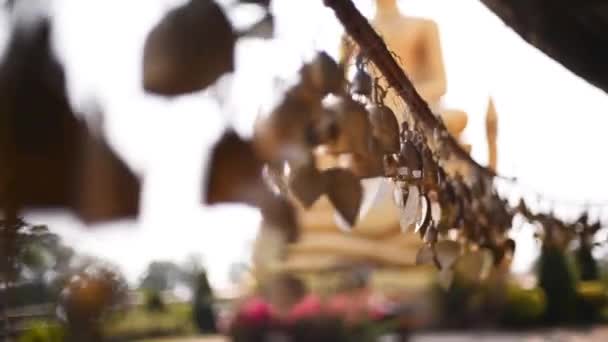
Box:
left=18, top=321, right=65, bottom=342
left=103, top=303, right=194, bottom=340
left=576, top=244, right=599, bottom=281
left=192, top=271, right=217, bottom=333
left=537, top=246, right=578, bottom=324
left=143, top=290, right=166, bottom=312
left=502, top=284, right=546, bottom=325
left=576, top=281, right=608, bottom=322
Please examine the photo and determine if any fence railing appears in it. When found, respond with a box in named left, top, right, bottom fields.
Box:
left=1, top=303, right=55, bottom=339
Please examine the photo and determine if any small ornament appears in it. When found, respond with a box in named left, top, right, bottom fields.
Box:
left=429, top=191, right=442, bottom=223
left=351, top=54, right=372, bottom=96
left=400, top=185, right=419, bottom=233
left=415, top=194, right=430, bottom=234
left=392, top=182, right=406, bottom=208
left=422, top=224, right=438, bottom=244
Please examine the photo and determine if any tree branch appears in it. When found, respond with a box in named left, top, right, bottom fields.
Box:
left=323, top=0, right=496, bottom=178
left=479, top=0, right=608, bottom=94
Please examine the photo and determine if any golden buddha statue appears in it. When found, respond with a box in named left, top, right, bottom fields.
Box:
left=368, top=0, right=469, bottom=142
left=257, top=0, right=499, bottom=281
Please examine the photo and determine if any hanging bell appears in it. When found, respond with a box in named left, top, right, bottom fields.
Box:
left=204, top=130, right=265, bottom=206
left=70, top=116, right=141, bottom=224
left=142, top=0, right=236, bottom=96
left=322, top=97, right=373, bottom=156
left=0, top=18, right=141, bottom=224
left=253, top=88, right=318, bottom=163
left=366, top=104, right=400, bottom=153
left=325, top=168, right=363, bottom=228
left=301, top=52, right=343, bottom=96
left=421, top=146, right=439, bottom=191
left=383, top=154, right=399, bottom=178
left=398, top=140, right=423, bottom=181
left=434, top=240, right=460, bottom=270
left=288, top=162, right=327, bottom=208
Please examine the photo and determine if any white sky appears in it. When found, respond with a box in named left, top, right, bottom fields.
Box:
left=3, top=0, right=608, bottom=291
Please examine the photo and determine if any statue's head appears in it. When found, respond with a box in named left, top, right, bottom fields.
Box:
left=376, top=0, right=397, bottom=7
left=375, top=0, right=399, bottom=15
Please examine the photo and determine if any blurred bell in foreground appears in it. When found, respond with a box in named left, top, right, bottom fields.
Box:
left=71, top=113, right=141, bottom=224
left=142, top=0, right=236, bottom=96
left=0, top=14, right=140, bottom=223
left=204, top=130, right=265, bottom=207
left=204, top=130, right=298, bottom=239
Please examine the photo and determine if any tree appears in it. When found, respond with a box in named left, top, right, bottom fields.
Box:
left=478, top=0, right=608, bottom=94
left=58, top=263, right=128, bottom=342
left=192, top=271, right=217, bottom=334
left=139, top=261, right=184, bottom=293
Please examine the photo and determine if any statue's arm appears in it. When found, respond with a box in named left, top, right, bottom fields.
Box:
left=416, top=21, right=447, bottom=104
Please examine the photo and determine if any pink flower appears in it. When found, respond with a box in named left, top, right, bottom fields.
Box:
left=236, top=297, right=274, bottom=326
left=367, top=294, right=397, bottom=321
left=368, top=304, right=389, bottom=321
left=287, top=294, right=324, bottom=322
left=326, top=293, right=350, bottom=316
left=327, top=291, right=370, bottom=324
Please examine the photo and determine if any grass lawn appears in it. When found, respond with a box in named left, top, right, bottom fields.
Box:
left=136, top=336, right=227, bottom=342
left=103, top=303, right=197, bottom=341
